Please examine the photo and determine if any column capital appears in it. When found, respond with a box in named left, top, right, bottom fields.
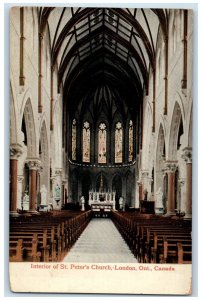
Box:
left=17, top=175, right=24, bottom=183
left=165, top=161, right=178, bottom=173
left=178, top=178, right=185, bottom=186
left=137, top=180, right=143, bottom=186
left=10, top=144, right=23, bottom=159
left=27, top=159, right=41, bottom=170
left=51, top=176, right=56, bottom=183
left=141, top=169, right=149, bottom=179
left=55, top=168, right=63, bottom=176
left=182, top=147, right=192, bottom=163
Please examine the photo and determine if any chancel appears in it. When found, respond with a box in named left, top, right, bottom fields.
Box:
left=9, top=7, right=193, bottom=265
left=89, top=173, right=116, bottom=216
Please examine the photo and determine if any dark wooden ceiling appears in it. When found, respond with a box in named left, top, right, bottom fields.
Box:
left=39, top=7, right=168, bottom=115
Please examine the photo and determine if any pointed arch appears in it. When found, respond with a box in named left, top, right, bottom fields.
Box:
left=96, top=172, right=108, bottom=192
left=81, top=171, right=92, bottom=205
left=112, top=173, right=122, bottom=209
left=20, top=97, right=37, bottom=157
left=115, top=121, right=123, bottom=163
left=98, top=122, right=107, bottom=164
left=168, top=101, right=184, bottom=160
left=82, top=121, right=91, bottom=163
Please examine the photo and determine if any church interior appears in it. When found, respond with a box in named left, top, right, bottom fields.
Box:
left=9, top=7, right=193, bottom=264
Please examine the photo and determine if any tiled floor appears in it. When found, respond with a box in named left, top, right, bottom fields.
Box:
left=63, top=218, right=138, bottom=263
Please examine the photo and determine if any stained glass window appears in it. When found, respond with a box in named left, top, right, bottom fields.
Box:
left=72, top=119, right=76, bottom=161
left=129, top=120, right=133, bottom=162
left=98, top=123, right=107, bottom=163
left=115, top=122, right=123, bottom=163
left=83, top=121, right=90, bottom=162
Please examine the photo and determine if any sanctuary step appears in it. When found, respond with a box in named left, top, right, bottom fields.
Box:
left=63, top=218, right=138, bottom=263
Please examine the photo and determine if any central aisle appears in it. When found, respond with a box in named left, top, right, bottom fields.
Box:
left=63, top=218, right=138, bottom=263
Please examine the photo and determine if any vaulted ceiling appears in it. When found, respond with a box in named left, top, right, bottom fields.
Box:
left=39, top=7, right=168, bottom=115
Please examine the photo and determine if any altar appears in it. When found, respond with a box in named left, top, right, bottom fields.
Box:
left=88, top=191, right=116, bottom=215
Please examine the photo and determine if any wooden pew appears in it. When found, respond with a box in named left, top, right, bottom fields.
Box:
left=9, top=239, right=24, bottom=262
left=111, top=211, right=192, bottom=264
left=9, top=210, right=92, bottom=262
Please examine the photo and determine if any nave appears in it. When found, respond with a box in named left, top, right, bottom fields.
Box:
left=9, top=7, right=193, bottom=269
left=9, top=210, right=191, bottom=264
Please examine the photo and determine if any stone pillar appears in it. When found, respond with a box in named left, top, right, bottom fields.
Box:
left=17, top=175, right=24, bottom=210
left=27, top=159, right=41, bottom=212
left=141, top=170, right=151, bottom=199
left=62, top=179, right=67, bottom=206
left=10, top=145, right=22, bottom=213
left=50, top=176, right=56, bottom=206
left=54, top=168, right=63, bottom=209
left=165, top=162, right=177, bottom=215
left=178, top=178, right=185, bottom=211
left=136, top=181, right=143, bottom=208
left=182, top=148, right=192, bottom=218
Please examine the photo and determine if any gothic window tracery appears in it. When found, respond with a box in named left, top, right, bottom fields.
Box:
left=129, top=120, right=133, bottom=162
left=83, top=121, right=90, bottom=162
left=115, top=122, right=123, bottom=163
left=98, top=122, right=107, bottom=163
left=72, top=119, right=76, bottom=161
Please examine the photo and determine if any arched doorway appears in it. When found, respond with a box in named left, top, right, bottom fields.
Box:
left=70, top=170, right=79, bottom=204
left=126, top=171, right=133, bottom=208
left=112, top=174, right=122, bottom=209
left=81, top=173, right=92, bottom=207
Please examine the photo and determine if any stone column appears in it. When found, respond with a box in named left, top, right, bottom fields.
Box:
left=50, top=176, right=56, bottom=206
left=55, top=168, right=63, bottom=209
left=141, top=170, right=151, bottom=199
left=165, top=162, right=177, bottom=215
left=137, top=181, right=143, bottom=202
left=17, top=175, right=24, bottom=210
left=62, top=179, right=67, bottom=206
left=27, top=159, right=41, bottom=212
left=178, top=178, right=185, bottom=212
left=10, top=145, right=22, bottom=213
left=182, top=148, right=192, bottom=218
